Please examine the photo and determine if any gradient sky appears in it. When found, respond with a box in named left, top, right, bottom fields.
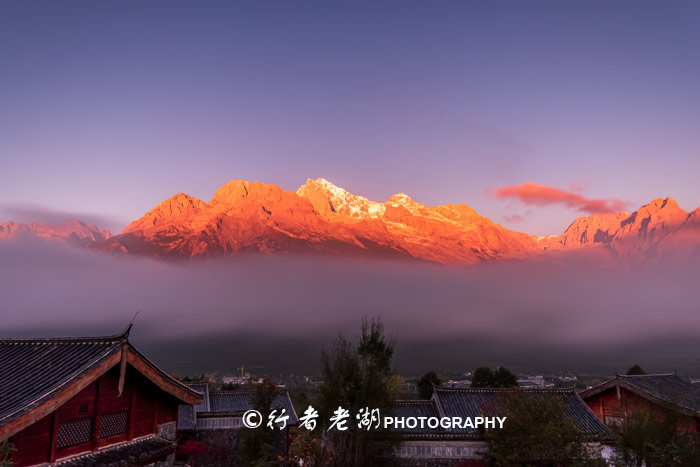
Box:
left=1, top=1, right=699, bottom=235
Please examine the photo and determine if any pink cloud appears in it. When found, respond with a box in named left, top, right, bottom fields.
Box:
left=490, top=182, right=629, bottom=214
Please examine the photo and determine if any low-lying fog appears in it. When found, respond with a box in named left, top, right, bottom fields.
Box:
left=1, top=239, right=698, bottom=377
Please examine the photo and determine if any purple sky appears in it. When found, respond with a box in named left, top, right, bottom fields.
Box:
left=1, top=1, right=699, bottom=235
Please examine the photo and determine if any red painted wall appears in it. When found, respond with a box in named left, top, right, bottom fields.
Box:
left=10, top=365, right=181, bottom=466
left=584, top=387, right=698, bottom=434
left=9, top=414, right=52, bottom=466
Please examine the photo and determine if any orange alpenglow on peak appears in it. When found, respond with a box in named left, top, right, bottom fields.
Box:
left=538, top=196, right=700, bottom=266
left=94, top=183, right=699, bottom=266
left=7, top=180, right=696, bottom=267
left=95, top=178, right=537, bottom=263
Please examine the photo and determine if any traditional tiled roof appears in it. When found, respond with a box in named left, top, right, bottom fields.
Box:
left=178, top=388, right=299, bottom=429
left=177, top=405, right=197, bottom=431
left=579, top=373, right=700, bottom=417
left=392, top=400, right=444, bottom=434
left=0, top=329, right=203, bottom=440
left=178, top=382, right=210, bottom=430
left=431, top=387, right=613, bottom=440
left=54, top=434, right=174, bottom=466
left=389, top=400, right=457, bottom=440
left=207, top=390, right=299, bottom=425
left=0, top=334, right=124, bottom=427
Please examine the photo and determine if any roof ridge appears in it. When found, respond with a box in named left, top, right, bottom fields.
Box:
left=125, top=345, right=203, bottom=399
left=619, top=372, right=678, bottom=377
left=434, top=386, right=574, bottom=393
left=394, top=400, right=435, bottom=404
left=0, top=333, right=127, bottom=344
left=210, top=389, right=288, bottom=394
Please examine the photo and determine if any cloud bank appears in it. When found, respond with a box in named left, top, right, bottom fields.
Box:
left=491, top=182, right=629, bottom=214
left=1, top=239, right=697, bottom=375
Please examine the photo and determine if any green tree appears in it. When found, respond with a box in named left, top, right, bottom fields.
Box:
left=626, top=365, right=647, bottom=375
left=493, top=367, right=518, bottom=388
left=612, top=410, right=700, bottom=466
left=0, top=440, right=15, bottom=467
left=471, top=366, right=495, bottom=388
left=471, top=366, right=518, bottom=388
left=417, top=371, right=441, bottom=399
left=480, top=392, right=603, bottom=466
left=387, top=374, right=405, bottom=400
left=318, top=317, right=399, bottom=466
left=240, top=378, right=281, bottom=466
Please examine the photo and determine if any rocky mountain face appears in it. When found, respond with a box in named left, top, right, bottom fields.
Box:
left=3, top=179, right=698, bottom=267
left=540, top=197, right=700, bottom=266
left=0, top=219, right=112, bottom=246
left=95, top=178, right=537, bottom=263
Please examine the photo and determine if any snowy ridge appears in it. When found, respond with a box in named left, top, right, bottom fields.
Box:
left=297, top=178, right=386, bottom=219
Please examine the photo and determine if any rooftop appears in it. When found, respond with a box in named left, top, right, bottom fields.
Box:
left=431, top=386, right=613, bottom=440
left=0, top=329, right=203, bottom=440
left=178, top=385, right=299, bottom=430
left=579, top=373, right=700, bottom=417
left=54, top=434, right=174, bottom=466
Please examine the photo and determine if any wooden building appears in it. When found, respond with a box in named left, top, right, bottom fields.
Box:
left=0, top=328, right=203, bottom=466
left=580, top=373, right=700, bottom=433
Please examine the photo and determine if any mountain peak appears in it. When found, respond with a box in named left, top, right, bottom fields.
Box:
left=387, top=192, right=415, bottom=205
left=0, top=219, right=112, bottom=245
left=80, top=178, right=699, bottom=266
left=643, top=197, right=680, bottom=212
left=210, top=180, right=251, bottom=204
left=297, top=178, right=385, bottom=220
left=123, top=192, right=206, bottom=233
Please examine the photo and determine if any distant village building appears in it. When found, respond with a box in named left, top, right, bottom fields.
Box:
left=580, top=373, right=700, bottom=433
left=390, top=387, right=613, bottom=464
left=0, top=328, right=203, bottom=466
left=176, top=384, right=298, bottom=465
left=516, top=375, right=547, bottom=389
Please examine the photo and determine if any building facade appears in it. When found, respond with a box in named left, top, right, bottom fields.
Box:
left=0, top=329, right=202, bottom=466
left=580, top=373, right=700, bottom=433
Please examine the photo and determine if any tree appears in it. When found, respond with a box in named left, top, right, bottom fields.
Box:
left=493, top=367, right=518, bottom=388
left=471, top=366, right=495, bottom=388
left=387, top=374, right=406, bottom=400
left=417, top=371, right=441, bottom=399
left=471, top=366, right=518, bottom=388
left=240, top=378, right=281, bottom=466
left=612, top=410, right=700, bottom=466
left=317, top=317, right=399, bottom=466
left=0, top=440, right=15, bottom=467
left=480, top=391, right=603, bottom=466
left=626, top=365, right=646, bottom=375
left=288, top=429, right=322, bottom=465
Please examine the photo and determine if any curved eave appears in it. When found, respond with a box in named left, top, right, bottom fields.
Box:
left=580, top=378, right=699, bottom=418
left=1, top=344, right=203, bottom=442
left=125, top=345, right=203, bottom=404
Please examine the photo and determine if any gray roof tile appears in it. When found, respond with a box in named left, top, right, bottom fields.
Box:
left=0, top=332, right=203, bottom=431
left=581, top=373, right=700, bottom=416
left=0, top=335, right=124, bottom=426
left=54, top=434, right=174, bottom=466
left=432, top=387, right=613, bottom=440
